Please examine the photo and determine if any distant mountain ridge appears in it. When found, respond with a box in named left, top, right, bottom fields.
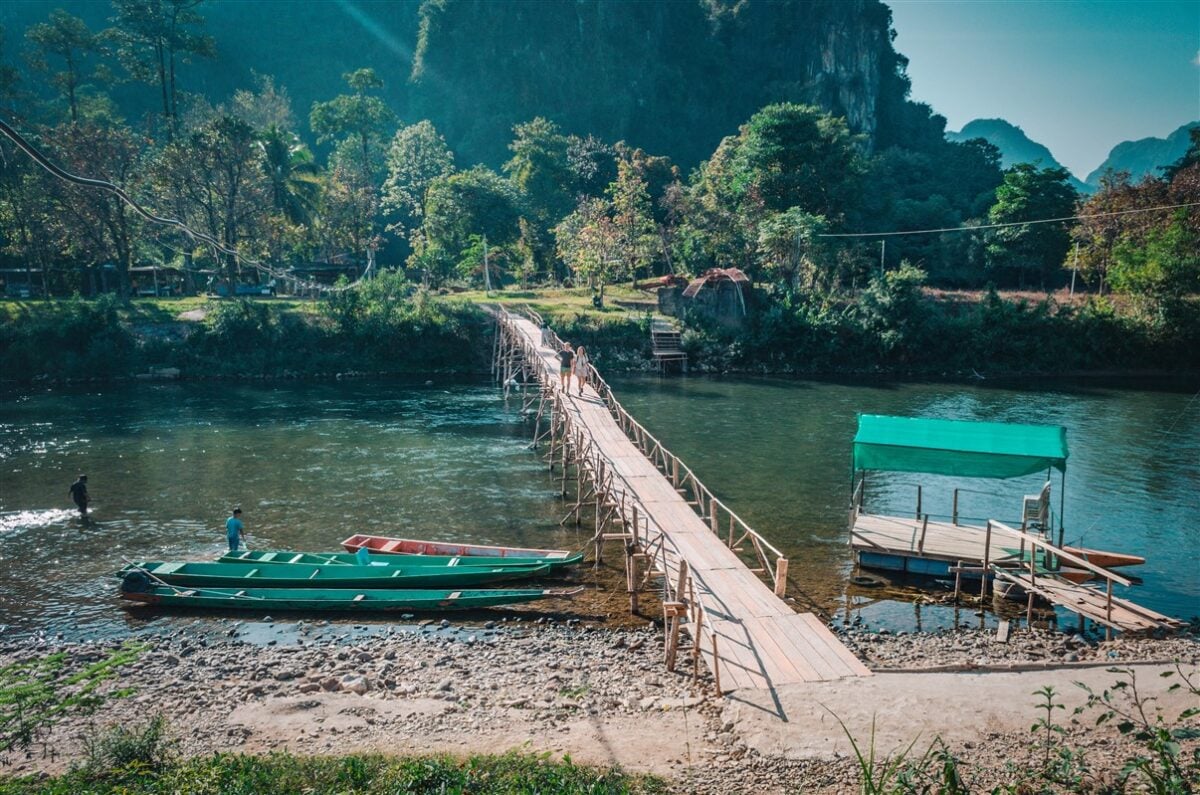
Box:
left=1085, top=122, right=1199, bottom=186
left=946, top=119, right=1090, bottom=193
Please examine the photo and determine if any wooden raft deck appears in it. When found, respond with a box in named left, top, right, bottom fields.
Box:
left=505, top=312, right=869, bottom=691
left=852, top=513, right=1183, bottom=634
left=852, top=513, right=1023, bottom=565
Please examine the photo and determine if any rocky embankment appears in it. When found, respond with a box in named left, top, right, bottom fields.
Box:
left=3, top=618, right=1197, bottom=793
left=837, top=622, right=1200, bottom=669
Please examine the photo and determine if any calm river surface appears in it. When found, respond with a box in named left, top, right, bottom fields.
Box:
left=1, top=375, right=1196, bottom=639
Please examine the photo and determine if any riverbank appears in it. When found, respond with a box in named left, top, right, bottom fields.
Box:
left=4, top=621, right=1196, bottom=792
left=3, top=285, right=1198, bottom=384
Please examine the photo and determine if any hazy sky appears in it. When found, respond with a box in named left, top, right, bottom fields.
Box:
left=889, top=0, right=1199, bottom=178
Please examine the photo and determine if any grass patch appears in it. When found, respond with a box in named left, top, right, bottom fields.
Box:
left=0, top=750, right=667, bottom=794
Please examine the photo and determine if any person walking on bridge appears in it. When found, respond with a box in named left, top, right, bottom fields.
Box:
left=556, top=343, right=575, bottom=392
left=573, top=345, right=590, bottom=395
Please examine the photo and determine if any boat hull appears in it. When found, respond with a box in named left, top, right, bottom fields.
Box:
left=120, top=585, right=575, bottom=612
left=1062, top=546, right=1146, bottom=568
left=221, top=549, right=584, bottom=570
left=342, top=534, right=574, bottom=560
left=120, top=560, right=550, bottom=590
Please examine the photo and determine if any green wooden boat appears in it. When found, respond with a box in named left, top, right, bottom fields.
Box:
left=218, top=549, right=585, bottom=570
left=119, top=584, right=581, bottom=612
left=118, top=559, right=550, bottom=590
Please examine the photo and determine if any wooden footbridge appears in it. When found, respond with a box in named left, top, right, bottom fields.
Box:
left=493, top=308, right=870, bottom=693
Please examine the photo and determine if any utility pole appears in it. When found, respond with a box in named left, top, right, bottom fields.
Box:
left=483, top=234, right=492, bottom=295
left=1070, top=242, right=1078, bottom=297
left=880, top=240, right=886, bottom=277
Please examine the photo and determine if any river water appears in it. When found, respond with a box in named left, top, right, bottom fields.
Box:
left=1, top=375, right=1196, bottom=639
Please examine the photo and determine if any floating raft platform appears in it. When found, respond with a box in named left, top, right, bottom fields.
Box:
left=851, top=512, right=1180, bottom=634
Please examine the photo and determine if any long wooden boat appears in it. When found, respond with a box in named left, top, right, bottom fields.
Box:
left=1062, top=546, right=1146, bottom=569
left=342, top=533, right=575, bottom=560
left=119, top=560, right=550, bottom=590
left=221, top=548, right=584, bottom=570
left=120, top=584, right=581, bottom=612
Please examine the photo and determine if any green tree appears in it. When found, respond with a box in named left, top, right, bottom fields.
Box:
left=258, top=126, right=320, bottom=227
left=504, top=117, right=574, bottom=225
left=986, top=163, right=1078, bottom=288
left=44, top=122, right=144, bottom=296
left=608, top=156, right=657, bottom=285
left=382, top=120, right=455, bottom=241
left=683, top=103, right=864, bottom=275
left=554, top=197, right=620, bottom=304
left=420, top=166, right=522, bottom=284
left=148, top=113, right=269, bottom=291
left=25, top=10, right=99, bottom=123
left=756, top=208, right=831, bottom=291
left=566, top=134, right=617, bottom=200
left=1109, top=216, right=1200, bottom=300
left=106, top=0, right=215, bottom=132
left=733, top=103, right=864, bottom=221
left=309, top=68, right=396, bottom=182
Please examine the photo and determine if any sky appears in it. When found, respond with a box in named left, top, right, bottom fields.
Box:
left=888, top=0, right=1200, bottom=179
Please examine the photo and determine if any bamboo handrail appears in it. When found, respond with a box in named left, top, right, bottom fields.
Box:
left=986, top=520, right=1133, bottom=587
left=503, top=305, right=790, bottom=596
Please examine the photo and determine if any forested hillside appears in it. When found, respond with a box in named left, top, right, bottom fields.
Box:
left=1, top=0, right=1197, bottom=381
left=0, top=0, right=918, bottom=169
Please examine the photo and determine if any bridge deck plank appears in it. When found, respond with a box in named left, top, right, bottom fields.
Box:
left=508, top=314, right=870, bottom=691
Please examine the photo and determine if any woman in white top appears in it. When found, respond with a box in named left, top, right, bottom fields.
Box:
left=573, top=345, right=590, bottom=395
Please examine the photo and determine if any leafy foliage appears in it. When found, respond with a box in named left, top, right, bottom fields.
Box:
left=0, top=750, right=667, bottom=794
left=0, top=642, right=144, bottom=757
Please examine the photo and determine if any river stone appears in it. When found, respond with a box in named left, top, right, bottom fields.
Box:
left=340, top=675, right=369, bottom=695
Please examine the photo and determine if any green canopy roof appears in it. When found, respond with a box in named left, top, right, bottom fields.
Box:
left=853, top=415, right=1068, bottom=479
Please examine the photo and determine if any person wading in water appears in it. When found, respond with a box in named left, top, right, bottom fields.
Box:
left=68, top=474, right=89, bottom=521
left=226, top=508, right=246, bottom=552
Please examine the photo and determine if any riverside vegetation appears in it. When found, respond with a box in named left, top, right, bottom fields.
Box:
left=2, top=273, right=1197, bottom=383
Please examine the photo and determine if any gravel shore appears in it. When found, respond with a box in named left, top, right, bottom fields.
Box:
left=3, top=617, right=1197, bottom=793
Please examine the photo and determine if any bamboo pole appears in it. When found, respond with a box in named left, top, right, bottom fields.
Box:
left=711, top=633, right=721, bottom=695
left=1105, top=579, right=1114, bottom=641
left=773, top=557, right=788, bottom=597
left=980, top=521, right=993, bottom=601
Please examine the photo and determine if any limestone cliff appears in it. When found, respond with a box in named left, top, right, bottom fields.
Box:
left=410, top=0, right=900, bottom=166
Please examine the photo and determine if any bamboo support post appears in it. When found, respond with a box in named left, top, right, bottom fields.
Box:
left=953, top=559, right=963, bottom=602
left=915, top=485, right=922, bottom=519
left=980, top=521, right=993, bottom=601
left=711, top=633, right=721, bottom=695
left=773, top=557, right=788, bottom=597
left=1105, top=579, right=1114, bottom=641
left=917, top=514, right=929, bottom=555
left=952, top=489, right=959, bottom=525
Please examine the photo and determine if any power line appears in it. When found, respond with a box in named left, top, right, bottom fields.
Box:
left=818, top=202, right=1200, bottom=239
left=0, top=117, right=368, bottom=294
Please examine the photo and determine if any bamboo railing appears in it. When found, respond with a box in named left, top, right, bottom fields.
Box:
left=519, top=306, right=790, bottom=597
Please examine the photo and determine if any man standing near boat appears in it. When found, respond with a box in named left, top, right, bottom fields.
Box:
left=68, top=474, right=89, bottom=520
left=226, top=508, right=246, bottom=552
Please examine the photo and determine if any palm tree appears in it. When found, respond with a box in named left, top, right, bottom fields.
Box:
left=258, top=125, right=321, bottom=226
